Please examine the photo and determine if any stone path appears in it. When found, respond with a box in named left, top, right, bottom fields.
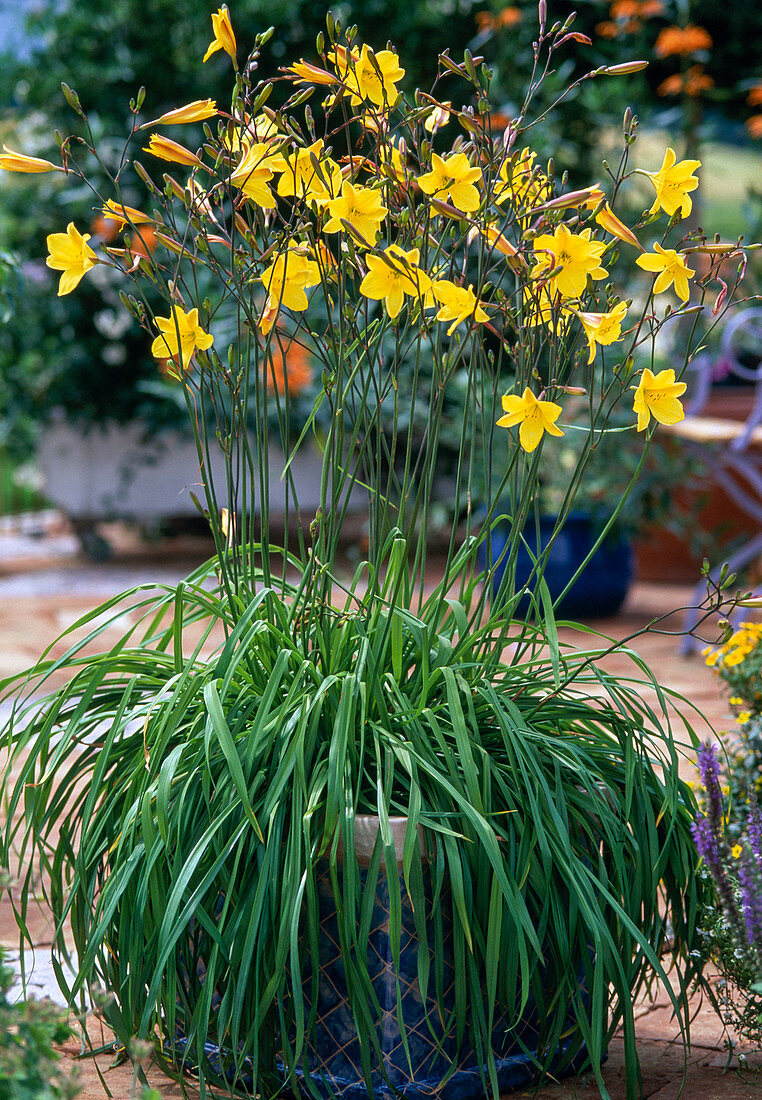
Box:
left=1, top=516, right=760, bottom=1098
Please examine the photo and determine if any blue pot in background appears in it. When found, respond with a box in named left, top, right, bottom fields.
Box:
left=482, top=512, right=633, bottom=620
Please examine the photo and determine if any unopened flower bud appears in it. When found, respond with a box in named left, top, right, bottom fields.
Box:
left=601, top=61, right=649, bottom=75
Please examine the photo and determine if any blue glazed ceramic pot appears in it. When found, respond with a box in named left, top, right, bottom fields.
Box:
left=482, top=511, right=633, bottom=619
left=290, top=816, right=591, bottom=1100
left=172, top=816, right=594, bottom=1098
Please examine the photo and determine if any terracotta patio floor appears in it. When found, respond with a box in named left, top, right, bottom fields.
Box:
left=2, top=519, right=761, bottom=1098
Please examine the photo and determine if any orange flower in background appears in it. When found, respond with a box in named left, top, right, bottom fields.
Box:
left=657, top=65, right=714, bottom=98
left=654, top=24, right=712, bottom=58
left=476, top=6, right=522, bottom=32
left=747, top=115, right=762, bottom=140
left=747, top=85, right=762, bottom=107
left=496, top=7, right=522, bottom=26
left=657, top=73, right=681, bottom=96
left=596, top=21, right=623, bottom=38
left=90, top=214, right=120, bottom=242
left=597, top=0, right=662, bottom=38
left=129, top=226, right=157, bottom=260
left=610, top=0, right=639, bottom=18
left=263, top=341, right=313, bottom=397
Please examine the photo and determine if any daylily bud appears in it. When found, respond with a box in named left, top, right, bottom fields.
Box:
left=134, top=161, right=159, bottom=194
left=234, top=212, right=250, bottom=237
left=601, top=61, right=649, bottom=75
left=61, top=82, right=84, bottom=116
left=162, top=175, right=186, bottom=201
left=531, top=186, right=601, bottom=213
left=683, top=243, right=741, bottom=254
left=555, top=32, right=592, bottom=47
left=154, top=231, right=185, bottom=255
left=431, top=199, right=470, bottom=220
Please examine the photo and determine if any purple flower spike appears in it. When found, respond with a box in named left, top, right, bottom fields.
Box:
left=737, top=853, right=761, bottom=945
left=747, top=793, right=762, bottom=866
left=697, top=741, right=724, bottom=837
left=691, top=816, right=722, bottom=873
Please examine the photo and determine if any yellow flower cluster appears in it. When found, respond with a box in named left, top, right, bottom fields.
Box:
left=705, top=623, right=762, bottom=669
left=3, top=9, right=715, bottom=438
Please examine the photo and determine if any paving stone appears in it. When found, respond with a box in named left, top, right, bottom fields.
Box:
left=5, top=947, right=81, bottom=1007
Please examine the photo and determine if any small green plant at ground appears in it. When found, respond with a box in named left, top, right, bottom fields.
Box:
left=0, top=874, right=79, bottom=1100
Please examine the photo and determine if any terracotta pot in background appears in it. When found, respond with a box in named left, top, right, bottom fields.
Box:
left=635, top=386, right=761, bottom=585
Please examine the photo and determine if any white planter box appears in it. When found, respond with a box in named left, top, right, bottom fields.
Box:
left=37, top=420, right=348, bottom=522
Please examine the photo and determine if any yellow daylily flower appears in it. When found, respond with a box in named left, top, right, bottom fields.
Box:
left=595, top=204, right=643, bottom=250
left=496, top=389, right=564, bottom=453
left=203, top=6, right=236, bottom=64
left=151, top=306, right=213, bottom=368
left=275, top=140, right=341, bottom=204
left=471, top=222, right=525, bottom=272
left=493, top=148, right=550, bottom=211
left=323, top=182, right=388, bottom=246
left=46, top=222, right=98, bottom=296
left=582, top=188, right=643, bottom=250
left=359, top=245, right=431, bottom=319
left=423, top=102, right=452, bottom=134
left=102, top=200, right=154, bottom=231
left=224, top=115, right=282, bottom=156
left=523, top=281, right=570, bottom=333
left=143, top=134, right=202, bottom=167
left=632, top=367, right=687, bottom=432
left=531, top=225, right=608, bottom=299
left=417, top=152, right=482, bottom=214
left=229, top=142, right=284, bottom=209
left=431, top=280, right=489, bottom=336
left=147, top=100, right=218, bottom=127
left=732, top=844, right=743, bottom=859
left=334, top=44, right=405, bottom=109
left=572, top=301, right=628, bottom=364
left=0, top=146, right=61, bottom=173
left=636, top=243, right=695, bottom=302
left=259, top=245, right=322, bottom=334
left=642, top=147, right=700, bottom=220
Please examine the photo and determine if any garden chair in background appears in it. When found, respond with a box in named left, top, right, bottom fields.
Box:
left=663, top=307, right=762, bottom=652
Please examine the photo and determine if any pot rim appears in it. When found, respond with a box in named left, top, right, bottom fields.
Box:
left=337, top=814, right=424, bottom=866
